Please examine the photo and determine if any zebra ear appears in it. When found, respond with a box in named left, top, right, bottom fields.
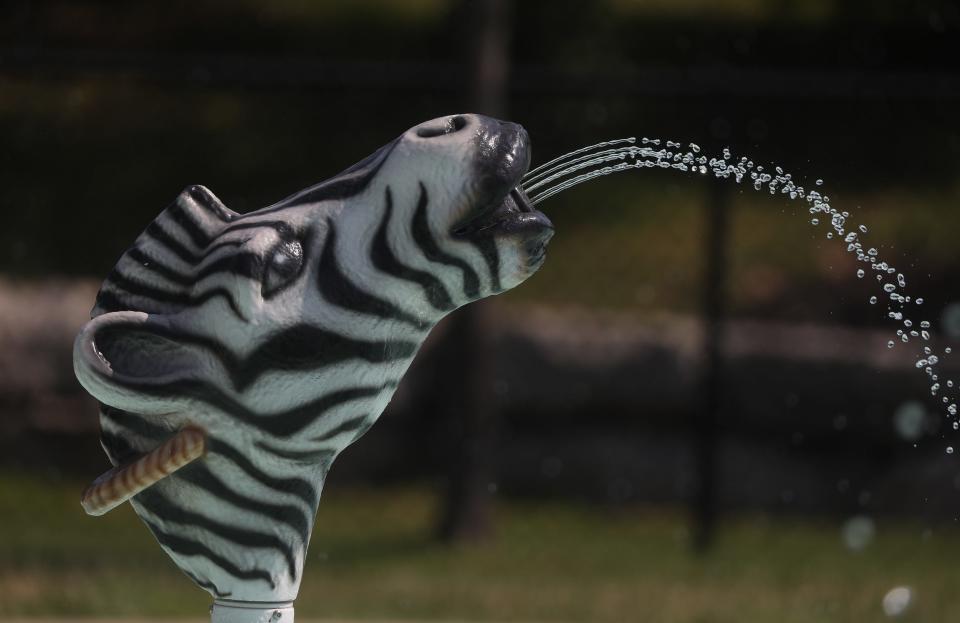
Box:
left=74, top=311, right=201, bottom=415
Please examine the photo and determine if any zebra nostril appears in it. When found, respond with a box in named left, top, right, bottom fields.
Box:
left=416, top=115, right=468, bottom=138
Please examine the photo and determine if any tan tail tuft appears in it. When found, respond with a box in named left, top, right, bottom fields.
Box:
left=81, top=426, right=207, bottom=516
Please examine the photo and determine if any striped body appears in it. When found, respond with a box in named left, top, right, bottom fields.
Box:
left=74, top=114, right=553, bottom=601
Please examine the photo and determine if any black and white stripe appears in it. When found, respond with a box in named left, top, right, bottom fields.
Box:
left=75, top=114, right=554, bottom=602
left=84, top=162, right=508, bottom=600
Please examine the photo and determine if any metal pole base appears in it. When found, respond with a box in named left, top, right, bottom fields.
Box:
left=210, top=600, right=294, bottom=623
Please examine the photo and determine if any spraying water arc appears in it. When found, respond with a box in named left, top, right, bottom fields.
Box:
left=525, top=136, right=957, bottom=444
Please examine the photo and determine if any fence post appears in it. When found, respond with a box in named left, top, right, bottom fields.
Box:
left=435, top=0, right=513, bottom=543
left=693, top=179, right=729, bottom=551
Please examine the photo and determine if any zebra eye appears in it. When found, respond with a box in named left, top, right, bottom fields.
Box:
left=262, top=240, right=303, bottom=298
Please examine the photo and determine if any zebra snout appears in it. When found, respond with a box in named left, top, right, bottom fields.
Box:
left=414, top=114, right=469, bottom=139
left=472, top=118, right=530, bottom=192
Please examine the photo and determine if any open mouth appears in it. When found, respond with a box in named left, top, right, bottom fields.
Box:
left=453, top=183, right=553, bottom=268
left=450, top=121, right=554, bottom=267
left=453, top=186, right=552, bottom=238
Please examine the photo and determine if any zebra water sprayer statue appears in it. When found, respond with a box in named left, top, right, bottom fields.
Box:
left=73, top=114, right=554, bottom=621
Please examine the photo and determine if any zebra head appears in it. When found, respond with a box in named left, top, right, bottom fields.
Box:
left=391, top=113, right=553, bottom=297
left=73, top=114, right=552, bottom=603
left=297, top=112, right=553, bottom=315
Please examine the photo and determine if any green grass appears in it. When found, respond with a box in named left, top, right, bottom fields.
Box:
left=1, top=470, right=958, bottom=622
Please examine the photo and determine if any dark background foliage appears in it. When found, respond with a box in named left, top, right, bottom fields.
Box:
left=1, top=1, right=960, bottom=620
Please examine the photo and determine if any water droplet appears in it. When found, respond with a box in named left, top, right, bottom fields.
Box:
left=916, top=298, right=924, bottom=305
left=868, top=248, right=878, bottom=256
left=857, top=269, right=865, bottom=278
left=883, top=284, right=896, bottom=293
left=842, top=515, right=875, bottom=551
left=882, top=586, right=912, bottom=617
left=942, top=303, right=960, bottom=338
left=815, top=178, right=823, bottom=186
left=893, top=401, right=927, bottom=440
left=810, top=218, right=819, bottom=226
left=887, top=340, right=895, bottom=349
left=859, top=224, right=868, bottom=234
left=948, top=446, right=954, bottom=455
left=897, top=273, right=906, bottom=288
left=920, top=320, right=931, bottom=329
left=904, top=319, right=913, bottom=328
left=946, top=347, right=953, bottom=354
left=870, top=296, right=878, bottom=305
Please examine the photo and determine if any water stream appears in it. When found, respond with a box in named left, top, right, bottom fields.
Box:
left=524, top=137, right=956, bottom=450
